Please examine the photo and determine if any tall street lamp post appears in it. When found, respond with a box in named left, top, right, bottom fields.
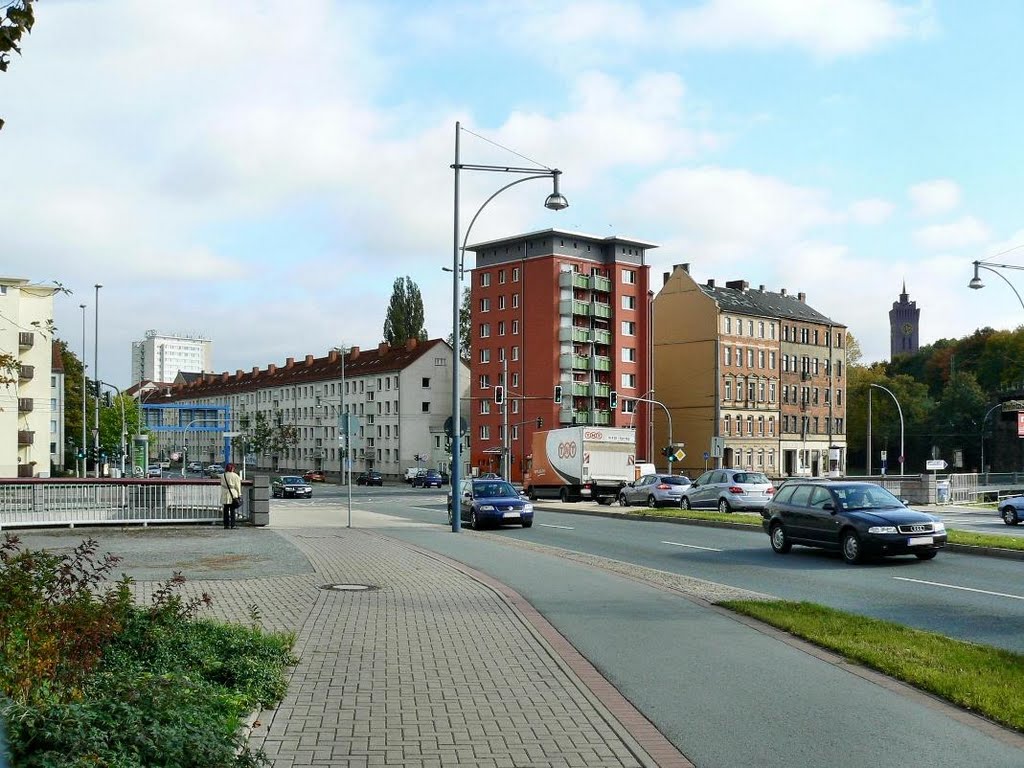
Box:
left=969, top=260, right=1024, bottom=310
left=628, top=395, right=674, bottom=473
left=332, top=345, right=352, bottom=528
left=80, top=303, right=87, bottom=477
left=93, top=284, right=102, bottom=477
left=867, top=383, right=905, bottom=477
left=450, top=120, right=568, bottom=533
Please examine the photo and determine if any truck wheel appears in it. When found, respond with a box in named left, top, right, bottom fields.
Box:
left=560, top=487, right=569, bottom=503
left=527, top=486, right=537, bottom=501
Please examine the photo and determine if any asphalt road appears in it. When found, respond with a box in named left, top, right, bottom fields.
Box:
left=272, top=485, right=1024, bottom=767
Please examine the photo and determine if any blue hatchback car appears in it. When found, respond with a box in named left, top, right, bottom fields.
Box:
left=448, top=479, right=534, bottom=529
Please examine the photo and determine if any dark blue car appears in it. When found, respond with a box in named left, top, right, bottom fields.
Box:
left=448, top=479, right=534, bottom=530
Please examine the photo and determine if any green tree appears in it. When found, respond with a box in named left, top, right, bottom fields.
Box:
left=57, top=340, right=86, bottom=462
left=846, top=367, right=934, bottom=473
left=446, top=285, right=471, bottom=361
left=382, top=277, right=427, bottom=347
left=98, top=394, right=143, bottom=461
left=845, top=330, right=862, bottom=367
left=928, top=371, right=989, bottom=468
left=241, top=412, right=298, bottom=457
left=1, top=0, right=36, bottom=131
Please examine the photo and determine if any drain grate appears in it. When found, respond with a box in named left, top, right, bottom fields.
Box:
left=321, top=583, right=376, bottom=592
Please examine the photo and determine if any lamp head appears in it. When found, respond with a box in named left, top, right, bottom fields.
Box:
left=544, top=170, right=569, bottom=211
left=969, top=261, right=984, bottom=290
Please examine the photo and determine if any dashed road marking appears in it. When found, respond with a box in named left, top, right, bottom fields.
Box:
left=894, top=576, right=1024, bottom=601
left=661, top=540, right=723, bottom=552
left=540, top=523, right=575, bottom=530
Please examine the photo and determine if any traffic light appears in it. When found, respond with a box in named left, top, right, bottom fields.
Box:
left=493, top=385, right=504, bottom=405
left=103, top=391, right=112, bottom=407
left=553, top=385, right=563, bottom=404
left=609, top=390, right=618, bottom=409
left=536, top=417, right=544, bottom=428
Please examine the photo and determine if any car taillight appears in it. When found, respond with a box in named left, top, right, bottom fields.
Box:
left=766, top=487, right=775, bottom=495
left=728, top=485, right=745, bottom=494
left=656, top=483, right=671, bottom=490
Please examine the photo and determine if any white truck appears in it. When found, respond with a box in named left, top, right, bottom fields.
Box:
left=523, top=426, right=636, bottom=504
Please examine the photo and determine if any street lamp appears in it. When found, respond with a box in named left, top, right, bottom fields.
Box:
left=331, top=345, right=353, bottom=528
left=628, top=394, right=674, bottom=473
left=93, top=284, right=102, bottom=477
left=969, top=260, right=1024, bottom=311
left=80, top=303, right=87, bottom=477
left=181, top=417, right=214, bottom=478
left=867, top=383, right=905, bottom=476
left=450, top=120, right=568, bottom=532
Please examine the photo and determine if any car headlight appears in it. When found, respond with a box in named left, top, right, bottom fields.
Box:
left=932, top=522, right=946, bottom=533
left=522, top=504, right=533, bottom=513
left=867, top=526, right=898, bottom=534
left=480, top=504, right=496, bottom=511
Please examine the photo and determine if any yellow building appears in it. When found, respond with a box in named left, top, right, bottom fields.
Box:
left=652, top=265, right=847, bottom=480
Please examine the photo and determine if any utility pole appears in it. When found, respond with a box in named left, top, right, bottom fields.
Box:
left=502, top=357, right=509, bottom=479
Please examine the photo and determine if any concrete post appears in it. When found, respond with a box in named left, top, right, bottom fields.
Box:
left=250, top=474, right=270, bottom=526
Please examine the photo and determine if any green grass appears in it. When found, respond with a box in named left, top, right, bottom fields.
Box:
left=721, top=600, right=1024, bottom=733
left=626, top=507, right=1024, bottom=550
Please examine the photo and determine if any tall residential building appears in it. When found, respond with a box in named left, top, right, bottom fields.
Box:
left=653, top=265, right=847, bottom=480
left=889, top=282, right=920, bottom=359
left=131, top=330, right=213, bottom=385
left=154, top=339, right=469, bottom=479
left=0, top=277, right=57, bottom=478
left=465, top=229, right=655, bottom=482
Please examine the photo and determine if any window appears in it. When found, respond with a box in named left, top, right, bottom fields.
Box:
left=512, top=400, right=519, bottom=414
left=748, top=381, right=756, bottom=401
left=498, top=295, right=506, bottom=310
left=737, top=319, right=744, bottom=336
left=512, top=293, right=519, bottom=308
left=623, top=269, right=636, bottom=284
left=769, top=417, right=775, bottom=436
left=498, top=269, right=506, bottom=284
left=735, top=347, right=742, bottom=367
left=759, top=380, right=766, bottom=401
left=758, top=350, right=765, bottom=368
left=513, top=267, right=520, bottom=282
left=480, top=425, right=490, bottom=440
left=511, top=372, right=519, bottom=388
left=769, top=351, right=776, bottom=370
left=480, top=323, right=490, bottom=338
left=512, top=320, right=520, bottom=335
left=421, top=401, right=430, bottom=413
left=769, top=381, right=776, bottom=402
left=782, top=355, right=789, bottom=373
left=480, top=297, right=491, bottom=312
left=480, top=400, right=491, bottom=414
left=758, top=416, right=765, bottom=436
left=480, top=349, right=490, bottom=363
left=758, top=321, right=765, bottom=338
left=621, top=295, right=636, bottom=310
left=621, top=321, right=636, bottom=336
left=724, top=415, right=732, bottom=435
left=621, top=373, right=636, bottom=389
left=725, top=317, right=732, bottom=334
left=498, top=321, right=506, bottom=336
left=479, top=374, right=490, bottom=389
left=622, top=347, right=636, bottom=363
left=770, top=323, right=776, bottom=340
left=421, top=377, right=430, bottom=388
left=480, top=272, right=490, bottom=287
left=837, top=389, right=843, bottom=405
left=498, top=347, right=506, bottom=361
left=512, top=346, right=519, bottom=361
left=724, top=347, right=732, bottom=366
left=748, top=320, right=754, bottom=336
left=724, top=379, right=732, bottom=400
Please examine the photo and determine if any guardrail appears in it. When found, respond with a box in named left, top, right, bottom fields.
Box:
left=0, top=478, right=253, bottom=530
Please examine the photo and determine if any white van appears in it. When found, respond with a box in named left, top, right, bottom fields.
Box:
left=633, top=462, right=657, bottom=480
left=405, top=467, right=422, bottom=483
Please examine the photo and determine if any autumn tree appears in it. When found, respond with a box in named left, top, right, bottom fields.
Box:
left=1, top=0, right=36, bottom=131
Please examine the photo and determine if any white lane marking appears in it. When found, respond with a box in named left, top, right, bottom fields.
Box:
left=662, top=540, right=723, bottom=552
left=894, top=577, right=1024, bottom=601
left=540, top=523, right=575, bottom=530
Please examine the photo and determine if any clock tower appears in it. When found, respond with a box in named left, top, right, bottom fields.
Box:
left=889, top=281, right=920, bottom=359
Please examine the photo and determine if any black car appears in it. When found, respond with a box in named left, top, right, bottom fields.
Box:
left=271, top=475, right=313, bottom=498
left=413, top=469, right=443, bottom=488
left=356, top=470, right=384, bottom=486
left=762, top=480, right=946, bottom=564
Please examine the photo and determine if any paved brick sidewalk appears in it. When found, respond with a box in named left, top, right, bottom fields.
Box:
left=129, top=526, right=690, bottom=768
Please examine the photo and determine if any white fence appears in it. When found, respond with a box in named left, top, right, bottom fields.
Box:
left=0, top=478, right=249, bottom=529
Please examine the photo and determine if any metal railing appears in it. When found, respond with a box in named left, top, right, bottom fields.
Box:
left=0, top=478, right=251, bottom=529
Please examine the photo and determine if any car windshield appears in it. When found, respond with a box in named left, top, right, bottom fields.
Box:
left=475, top=481, right=518, bottom=498
left=282, top=477, right=304, bottom=485
left=733, top=472, right=769, bottom=485
left=834, top=485, right=902, bottom=510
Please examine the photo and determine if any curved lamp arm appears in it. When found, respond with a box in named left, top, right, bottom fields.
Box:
left=973, top=262, right=1024, bottom=312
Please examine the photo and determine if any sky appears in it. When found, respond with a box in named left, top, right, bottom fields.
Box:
left=3, top=0, right=1023, bottom=388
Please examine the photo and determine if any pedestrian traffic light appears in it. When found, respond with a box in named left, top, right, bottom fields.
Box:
left=609, top=390, right=618, bottom=409
left=553, top=385, right=562, bottom=404
left=493, top=385, right=504, bottom=405
left=536, top=417, right=544, bottom=428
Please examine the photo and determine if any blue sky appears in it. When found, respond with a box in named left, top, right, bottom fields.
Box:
left=4, top=1, right=1022, bottom=386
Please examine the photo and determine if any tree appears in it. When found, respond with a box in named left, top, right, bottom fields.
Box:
left=98, top=393, right=143, bottom=460
left=242, top=412, right=298, bottom=457
left=446, top=285, right=471, bottom=361
left=57, top=340, right=86, bottom=461
left=382, top=277, right=427, bottom=347
left=845, top=330, right=863, bottom=367
left=1, top=0, right=36, bottom=131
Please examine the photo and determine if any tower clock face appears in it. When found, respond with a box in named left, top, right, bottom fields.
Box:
left=902, top=322, right=913, bottom=336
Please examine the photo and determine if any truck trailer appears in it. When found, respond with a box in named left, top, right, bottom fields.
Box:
left=523, top=426, right=636, bottom=504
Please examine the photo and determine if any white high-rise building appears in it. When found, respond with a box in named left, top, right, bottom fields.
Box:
left=0, top=277, right=58, bottom=478
left=131, top=330, right=213, bottom=385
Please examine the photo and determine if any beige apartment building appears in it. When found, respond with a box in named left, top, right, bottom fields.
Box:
left=1, top=277, right=58, bottom=478
left=652, top=265, right=846, bottom=480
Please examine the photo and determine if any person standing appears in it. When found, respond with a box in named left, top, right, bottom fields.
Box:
left=221, top=463, right=242, bottom=529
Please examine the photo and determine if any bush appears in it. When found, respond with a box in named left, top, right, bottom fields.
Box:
left=0, top=534, right=296, bottom=768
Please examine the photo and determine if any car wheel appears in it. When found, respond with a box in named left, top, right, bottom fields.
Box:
left=471, top=509, right=483, bottom=530
left=718, top=498, right=732, bottom=514
left=618, top=493, right=628, bottom=507
left=447, top=508, right=453, bottom=525
left=647, top=495, right=658, bottom=509
left=560, top=487, right=569, bottom=503
left=681, top=497, right=692, bottom=510
left=915, top=550, right=938, bottom=560
left=841, top=530, right=864, bottom=564
left=1002, top=506, right=1020, bottom=525
left=770, top=522, right=792, bottom=554
left=522, top=519, right=533, bottom=528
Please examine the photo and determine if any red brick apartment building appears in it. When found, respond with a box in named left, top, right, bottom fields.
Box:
left=465, top=229, right=656, bottom=482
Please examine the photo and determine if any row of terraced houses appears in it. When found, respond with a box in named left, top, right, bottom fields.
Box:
left=4, top=228, right=846, bottom=481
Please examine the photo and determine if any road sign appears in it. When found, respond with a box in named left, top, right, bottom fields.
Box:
left=673, top=448, right=686, bottom=462
left=1018, top=412, right=1024, bottom=437
left=925, top=459, right=947, bottom=471
left=880, top=450, right=887, bottom=461
left=703, top=451, right=709, bottom=461
left=710, top=436, right=725, bottom=458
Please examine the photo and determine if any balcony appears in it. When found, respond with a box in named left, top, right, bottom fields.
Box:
left=591, top=274, right=612, bottom=293
left=559, top=406, right=575, bottom=424
left=18, top=430, right=34, bottom=446
left=19, top=331, right=34, bottom=349
left=592, top=410, right=611, bottom=426
left=571, top=382, right=591, bottom=397
left=559, top=326, right=591, bottom=343
left=18, top=397, right=33, bottom=413
left=17, top=464, right=34, bottom=478
left=560, top=353, right=590, bottom=371
left=592, top=328, right=612, bottom=345
left=18, top=364, right=34, bottom=382
left=574, top=409, right=593, bottom=424
left=591, top=301, right=612, bottom=319
left=594, top=383, right=610, bottom=398
left=559, top=271, right=590, bottom=290
left=592, top=356, right=611, bottom=372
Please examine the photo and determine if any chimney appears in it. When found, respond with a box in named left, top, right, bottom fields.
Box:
left=328, top=349, right=338, bottom=363
left=405, top=338, right=417, bottom=351
left=780, top=288, right=788, bottom=296
left=349, top=346, right=360, bottom=360
left=378, top=342, right=390, bottom=355
left=268, top=364, right=277, bottom=374
left=725, top=280, right=749, bottom=291
left=758, top=285, right=765, bottom=292
left=706, top=279, right=716, bottom=288
left=252, top=367, right=259, bottom=376
left=798, top=292, right=806, bottom=302
left=221, top=372, right=229, bottom=381
left=680, top=263, right=690, bottom=274
left=305, top=354, right=314, bottom=366
left=663, top=272, right=670, bottom=286
left=236, top=369, right=243, bottom=378
left=285, top=357, right=294, bottom=368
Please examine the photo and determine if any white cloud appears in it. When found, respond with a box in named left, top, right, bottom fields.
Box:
left=908, top=179, right=961, bottom=216
left=848, top=198, right=895, bottom=225
left=914, top=216, right=991, bottom=250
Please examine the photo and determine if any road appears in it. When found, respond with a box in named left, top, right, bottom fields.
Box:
left=275, top=483, right=1024, bottom=767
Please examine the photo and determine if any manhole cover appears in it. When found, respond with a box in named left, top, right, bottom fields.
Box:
left=321, top=583, right=375, bottom=592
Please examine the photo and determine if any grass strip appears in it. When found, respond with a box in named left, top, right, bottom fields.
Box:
left=946, top=529, right=1024, bottom=550
left=721, top=599, right=1024, bottom=733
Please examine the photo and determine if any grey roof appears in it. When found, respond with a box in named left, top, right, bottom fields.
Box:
left=699, top=284, right=844, bottom=326
left=467, top=228, right=659, bottom=252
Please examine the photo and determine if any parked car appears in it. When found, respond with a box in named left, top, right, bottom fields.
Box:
left=478, top=472, right=501, bottom=480
left=357, top=470, right=384, bottom=486
left=680, top=469, right=774, bottom=513
left=404, top=467, right=422, bottom=483
left=618, top=473, right=691, bottom=508
left=762, top=480, right=946, bottom=564
left=206, top=464, right=225, bottom=477
left=447, top=478, right=534, bottom=529
left=186, top=461, right=204, bottom=473
left=303, top=469, right=326, bottom=482
left=998, top=495, right=1024, bottom=525
left=146, top=465, right=162, bottom=478
left=272, top=475, right=313, bottom=498
left=413, top=469, right=443, bottom=488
